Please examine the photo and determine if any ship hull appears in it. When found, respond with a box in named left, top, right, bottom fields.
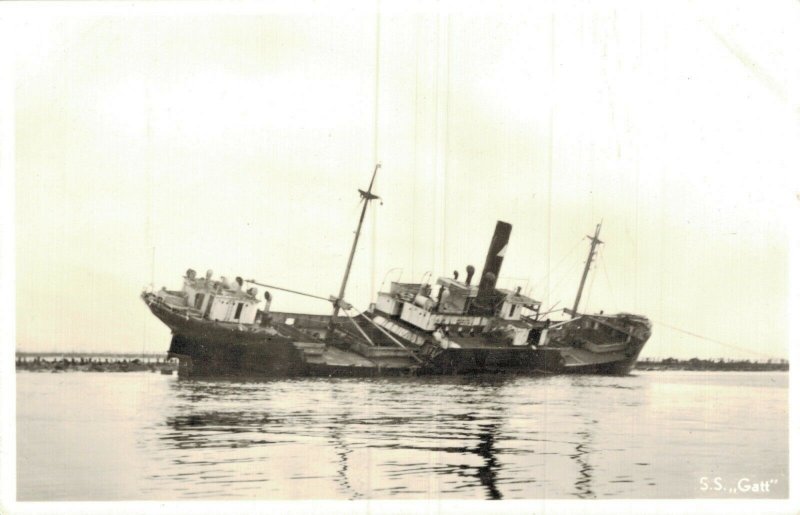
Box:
left=144, top=295, right=649, bottom=379
left=540, top=314, right=651, bottom=375
left=559, top=355, right=640, bottom=375
left=166, top=334, right=640, bottom=378
left=167, top=333, right=307, bottom=378
left=419, top=347, right=565, bottom=375
left=417, top=345, right=642, bottom=376
left=144, top=294, right=308, bottom=378
left=560, top=339, right=647, bottom=375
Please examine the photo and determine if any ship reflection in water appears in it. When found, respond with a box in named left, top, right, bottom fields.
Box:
left=135, top=372, right=785, bottom=500
left=154, top=375, right=519, bottom=499
left=16, top=371, right=789, bottom=500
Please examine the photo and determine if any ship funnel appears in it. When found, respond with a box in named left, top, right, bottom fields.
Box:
left=465, top=265, right=475, bottom=285
left=477, top=221, right=512, bottom=299
left=481, top=272, right=497, bottom=292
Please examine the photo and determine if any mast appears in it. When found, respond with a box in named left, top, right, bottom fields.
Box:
left=571, top=222, right=603, bottom=318
left=329, top=164, right=381, bottom=329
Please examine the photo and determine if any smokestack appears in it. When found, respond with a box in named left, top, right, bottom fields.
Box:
left=477, top=221, right=512, bottom=299
left=465, top=265, right=475, bottom=285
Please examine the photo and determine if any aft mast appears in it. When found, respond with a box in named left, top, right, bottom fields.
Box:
left=571, top=222, right=603, bottom=318
left=329, top=164, right=381, bottom=330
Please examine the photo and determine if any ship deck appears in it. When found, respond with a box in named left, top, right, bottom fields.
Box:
left=304, top=346, right=418, bottom=376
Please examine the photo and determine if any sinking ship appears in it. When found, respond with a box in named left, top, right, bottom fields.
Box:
left=142, top=166, right=651, bottom=378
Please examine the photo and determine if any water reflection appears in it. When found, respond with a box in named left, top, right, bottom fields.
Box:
left=570, top=419, right=595, bottom=498
left=116, top=372, right=788, bottom=500
left=475, top=423, right=502, bottom=500
left=153, top=376, right=516, bottom=499
left=15, top=371, right=790, bottom=500
left=328, top=418, right=362, bottom=499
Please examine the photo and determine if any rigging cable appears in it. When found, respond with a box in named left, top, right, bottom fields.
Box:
left=370, top=0, right=381, bottom=302
left=651, top=319, right=776, bottom=359
left=599, top=244, right=618, bottom=308
left=547, top=257, right=585, bottom=301
left=348, top=307, right=424, bottom=363
left=339, top=305, right=425, bottom=363
left=546, top=12, right=556, bottom=310
left=245, top=279, right=330, bottom=303
left=340, top=307, right=376, bottom=347
left=411, top=15, right=420, bottom=281
left=350, top=306, right=422, bottom=363
left=530, top=236, right=586, bottom=293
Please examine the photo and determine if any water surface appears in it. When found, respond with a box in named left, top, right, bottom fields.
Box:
left=16, top=370, right=788, bottom=500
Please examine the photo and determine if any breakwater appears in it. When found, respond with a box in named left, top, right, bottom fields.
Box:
left=16, top=354, right=177, bottom=374
left=635, top=357, right=788, bottom=372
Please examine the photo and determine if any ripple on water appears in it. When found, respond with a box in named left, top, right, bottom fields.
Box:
left=14, top=370, right=790, bottom=500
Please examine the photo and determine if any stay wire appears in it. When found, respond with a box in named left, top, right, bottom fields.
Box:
left=547, top=259, right=585, bottom=301
left=651, top=320, right=775, bottom=359
left=530, top=237, right=586, bottom=293
left=599, top=246, right=617, bottom=308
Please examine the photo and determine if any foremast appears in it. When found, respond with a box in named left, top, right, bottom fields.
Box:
left=329, top=164, right=381, bottom=331
left=571, top=222, right=603, bottom=318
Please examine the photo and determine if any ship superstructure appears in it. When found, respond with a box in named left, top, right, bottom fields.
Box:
left=343, top=220, right=560, bottom=374
left=342, top=220, right=651, bottom=375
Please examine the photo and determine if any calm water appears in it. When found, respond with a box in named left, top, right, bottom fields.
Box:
left=16, top=370, right=788, bottom=500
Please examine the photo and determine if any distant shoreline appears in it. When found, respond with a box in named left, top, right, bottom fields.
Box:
left=15, top=353, right=788, bottom=373
left=15, top=354, right=177, bottom=374
left=16, top=351, right=169, bottom=359
left=634, top=358, right=788, bottom=372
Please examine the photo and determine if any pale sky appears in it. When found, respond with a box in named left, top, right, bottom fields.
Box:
left=5, top=1, right=798, bottom=359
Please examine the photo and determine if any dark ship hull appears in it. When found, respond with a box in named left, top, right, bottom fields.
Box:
left=538, top=312, right=652, bottom=376
left=146, top=293, right=432, bottom=378
left=146, top=291, right=645, bottom=379
left=420, top=346, right=566, bottom=375
left=145, top=293, right=569, bottom=378
left=145, top=295, right=307, bottom=377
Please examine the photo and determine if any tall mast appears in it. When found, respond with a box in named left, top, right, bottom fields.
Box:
left=571, top=222, right=603, bottom=318
left=330, top=164, right=381, bottom=328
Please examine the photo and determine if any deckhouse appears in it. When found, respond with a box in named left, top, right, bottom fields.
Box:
left=370, top=221, right=543, bottom=347
left=155, top=268, right=262, bottom=325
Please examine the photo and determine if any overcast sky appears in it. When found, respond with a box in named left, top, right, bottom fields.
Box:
left=5, top=1, right=798, bottom=359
